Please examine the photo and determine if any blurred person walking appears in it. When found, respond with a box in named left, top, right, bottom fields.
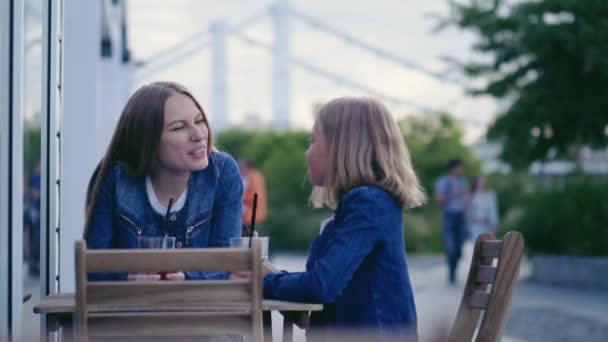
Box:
left=435, top=159, right=469, bottom=285
left=238, top=158, right=268, bottom=227
left=467, top=176, right=500, bottom=239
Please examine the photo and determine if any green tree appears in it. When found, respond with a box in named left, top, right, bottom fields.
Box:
left=440, top=0, right=608, bottom=168
left=216, top=119, right=483, bottom=254
left=401, top=114, right=481, bottom=192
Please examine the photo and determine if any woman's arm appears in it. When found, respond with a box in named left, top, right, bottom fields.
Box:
left=86, top=169, right=127, bottom=281
left=185, top=154, right=243, bottom=280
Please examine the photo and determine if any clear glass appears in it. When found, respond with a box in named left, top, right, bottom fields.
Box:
left=162, top=236, right=176, bottom=249
left=137, top=236, right=176, bottom=249
left=138, top=236, right=176, bottom=280
left=230, top=237, right=269, bottom=260
left=138, top=236, right=163, bottom=249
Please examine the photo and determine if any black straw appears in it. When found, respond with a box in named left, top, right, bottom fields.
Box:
left=163, top=198, right=174, bottom=237
left=248, top=193, right=258, bottom=247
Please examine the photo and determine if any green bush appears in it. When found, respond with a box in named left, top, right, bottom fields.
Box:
left=514, top=179, right=608, bottom=256
left=403, top=207, right=443, bottom=254
left=217, top=129, right=330, bottom=252
left=485, top=172, right=531, bottom=218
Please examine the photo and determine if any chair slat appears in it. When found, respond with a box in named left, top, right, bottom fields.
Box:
left=449, top=232, right=525, bottom=342
left=448, top=232, right=496, bottom=342
left=76, top=240, right=265, bottom=342
left=86, top=248, right=251, bottom=273
left=480, top=240, right=502, bottom=258
left=477, top=232, right=525, bottom=342
left=87, top=280, right=251, bottom=308
left=475, top=265, right=497, bottom=284
left=469, top=290, right=490, bottom=309
left=88, top=313, right=251, bottom=337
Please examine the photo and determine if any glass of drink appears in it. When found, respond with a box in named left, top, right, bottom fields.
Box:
left=138, top=236, right=162, bottom=249
left=137, top=236, right=176, bottom=280
left=230, top=236, right=269, bottom=260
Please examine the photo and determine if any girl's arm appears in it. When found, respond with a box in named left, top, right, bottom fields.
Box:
left=263, top=190, right=383, bottom=303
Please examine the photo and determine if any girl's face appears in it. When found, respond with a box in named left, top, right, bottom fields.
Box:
left=305, top=122, right=329, bottom=186
left=155, top=93, right=209, bottom=175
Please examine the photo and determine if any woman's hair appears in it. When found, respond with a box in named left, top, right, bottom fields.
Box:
left=83, top=81, right=212, bottom=239
left=310, top=97, right=426, bottom=209
left=471, top=176, right=483, bottom=193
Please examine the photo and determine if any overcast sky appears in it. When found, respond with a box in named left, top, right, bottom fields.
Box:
left=127, top=0, right=498, bottom=142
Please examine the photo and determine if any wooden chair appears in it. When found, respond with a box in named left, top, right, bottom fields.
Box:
left=74, top=239, right=263, bottom=342
left=448, top=231, right=524, bottom=342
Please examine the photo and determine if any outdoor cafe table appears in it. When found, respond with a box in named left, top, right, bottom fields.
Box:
left=34, top=293, right=322, bottom=342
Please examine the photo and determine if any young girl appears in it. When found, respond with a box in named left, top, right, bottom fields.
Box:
left=84, top=81, right=243, bottom=281
left=262, top=97, right=426, bottom=339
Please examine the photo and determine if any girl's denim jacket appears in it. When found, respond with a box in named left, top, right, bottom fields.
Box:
left=263, top=185, right=417, bottom=338
left=86, top=152, right=243, bottom=280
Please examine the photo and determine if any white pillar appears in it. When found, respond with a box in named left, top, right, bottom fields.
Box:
left=272, top=0, right=291, bottom=129
left=1, top=0, right=25, bottom=338
left=60, top=0, right=100, bottom=292
left=40, top=0, right=61, bottom=299
left=0, top=2, right=10, bottom=338
left=210, top=19, right=228, bottom=131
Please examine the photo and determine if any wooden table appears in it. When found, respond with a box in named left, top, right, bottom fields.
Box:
left=34, top=293, right=322, bottom=342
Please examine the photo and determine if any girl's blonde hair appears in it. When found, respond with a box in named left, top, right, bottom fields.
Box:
left=311, top=97, right=426, bottom=209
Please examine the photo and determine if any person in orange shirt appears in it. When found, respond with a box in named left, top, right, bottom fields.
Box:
left=239, top=158, right=268, bottom=226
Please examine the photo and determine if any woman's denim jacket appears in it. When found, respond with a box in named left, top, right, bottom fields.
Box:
left=87, top=152, right=243, bottom=280
left=263, top=185, right=417, bottom=338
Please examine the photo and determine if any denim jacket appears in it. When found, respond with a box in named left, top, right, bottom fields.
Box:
left=87, top=152, right=243, bottom=280
left=263, top=185, right=417, bottom=338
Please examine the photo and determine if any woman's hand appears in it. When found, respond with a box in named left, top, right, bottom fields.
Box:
left=128, top=272, right=185, bottom=281
left=127, top=273, right=161, bottom=281
left=164, top=272, right=185, bottom=280
left=230, top=271, right=252, bottom=280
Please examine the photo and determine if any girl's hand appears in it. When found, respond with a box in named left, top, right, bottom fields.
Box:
left=262, top=261, right=279, bottom=277
left=231, top=262, right=279, bottom=279
left=127, top=273, right=161, bottom=281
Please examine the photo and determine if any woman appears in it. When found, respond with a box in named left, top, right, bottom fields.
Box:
left=261, top=97, right=426, bottom=340
left=85, top=81, right=243, bottom=280
left=467, top=176, right=500, bottom=239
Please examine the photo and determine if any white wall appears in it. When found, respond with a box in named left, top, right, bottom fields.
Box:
left=99, top=0, right=128, bottom=154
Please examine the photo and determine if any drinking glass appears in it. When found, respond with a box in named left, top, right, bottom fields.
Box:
left=137, top=236, right=176, bottom=280
left=230, top=237, right=269, bottom=260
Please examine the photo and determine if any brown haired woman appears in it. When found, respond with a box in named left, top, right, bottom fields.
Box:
left=85, top=82, right=243, bottom=281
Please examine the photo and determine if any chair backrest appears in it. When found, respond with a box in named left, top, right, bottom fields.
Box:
left=448, top=231, right=524, bottom=342
left=75, top=239, right=263, bottom=342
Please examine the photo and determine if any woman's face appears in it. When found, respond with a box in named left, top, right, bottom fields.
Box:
left=476, top=177, right=486, bottom=191
left=155, top=93, right=209, bottom=175
left=305, top=122, right=328, bottom=186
